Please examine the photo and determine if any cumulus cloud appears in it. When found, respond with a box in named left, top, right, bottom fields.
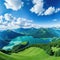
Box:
left=0, top=16, right=3, bottom=23
left=4, top=13, right=16, bottom=21
left=30, top=0, right=44, bottom=15
left=44, top=7, right=55, bottom=15
left=30, top=0, right=60, bottom=16
left=0, top=13, right=41, bottom=30
left=55, top=8, right=60, bottom=13
left=4, top=0, right=24, bottom=11
left=44, top=7, right=60, bottom=15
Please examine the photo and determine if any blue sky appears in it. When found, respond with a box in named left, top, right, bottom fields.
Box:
left=0, top=0, right=60, bottom=30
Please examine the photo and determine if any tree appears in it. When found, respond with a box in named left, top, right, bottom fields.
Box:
left=54, top=49, right=60, bottom=56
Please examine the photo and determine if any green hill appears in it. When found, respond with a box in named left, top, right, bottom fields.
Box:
left=0, top=47, right=60, bottom=60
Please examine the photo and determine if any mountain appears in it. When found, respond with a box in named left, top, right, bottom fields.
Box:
left=13, top=28, right=38, bottom=35
left=0, top=30, right=24, bottom=48
left=13, top=28, right=60, bottom=38
left=32, top=28, right=60, bottom=38
left=0, top=30, right=24, bottom=40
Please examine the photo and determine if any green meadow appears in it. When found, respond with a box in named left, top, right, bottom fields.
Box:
left=0, top=47, right=60, bottom=60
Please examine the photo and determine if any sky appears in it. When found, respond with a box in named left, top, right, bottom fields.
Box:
left=0, top=0, right=60, bottom=30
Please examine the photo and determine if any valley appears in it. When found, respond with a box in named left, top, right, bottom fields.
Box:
left=0, top=28, right=60, bottom=60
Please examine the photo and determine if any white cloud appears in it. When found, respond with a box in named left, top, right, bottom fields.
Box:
left=44, top=7, right=60, bottom=15
left=30, top=0, right=44, bottom=15
left=44, top=7, right=55, bottom=15
left=31, top=24, right=41, bottom=28
left=0, top=16, right=3, bottom=20
left=30, top=0, right=60, bottom=16
left=4, top=0, right=24, bottom=11
left=55, top=8, right=60, bottom=13
left=0, top=16, right=3, bottom=23
left=4, top=13, right=15, bottom=21
left=0, top=13, right=41, bottom=30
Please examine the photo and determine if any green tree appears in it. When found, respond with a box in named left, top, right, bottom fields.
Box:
left=54, top=49, right=60, bottom=56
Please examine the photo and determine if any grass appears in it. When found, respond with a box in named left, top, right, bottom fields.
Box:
left=52, top=47, right=60, bottom=52
left=0, top=52, right=16, bottom=60
left=0, top=47, right=60, bottom=60
left=21, top=41, right=28, bottom=45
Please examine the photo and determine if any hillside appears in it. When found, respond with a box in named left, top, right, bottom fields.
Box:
left=0, top=47, right=60, bottom=60
left=0, top=30, right=24, bottom=40
left=0, top=30, right=24, bottom=49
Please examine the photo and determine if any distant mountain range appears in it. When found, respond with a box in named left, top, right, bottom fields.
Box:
left=13, top=28, right=60, bottom=38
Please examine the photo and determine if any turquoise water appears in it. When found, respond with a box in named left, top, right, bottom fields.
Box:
left=2, top=36, right=52, bottom=50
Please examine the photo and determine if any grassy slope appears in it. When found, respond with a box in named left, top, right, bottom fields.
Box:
left=0, top=47, right=60, bottom=60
